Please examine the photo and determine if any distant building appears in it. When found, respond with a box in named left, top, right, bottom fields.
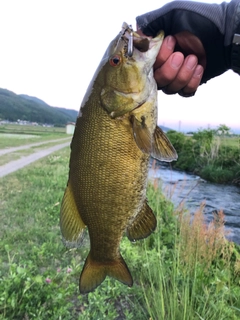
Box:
left=66, top=122, right=75, bottom=134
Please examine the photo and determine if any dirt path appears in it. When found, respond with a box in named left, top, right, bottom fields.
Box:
left=0, top=141, right=70, bottom=178
left=0, top=137, right=70, bottom=156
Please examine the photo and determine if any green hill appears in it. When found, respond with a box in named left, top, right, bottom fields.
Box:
left=0, top=88, right=78, bottom=126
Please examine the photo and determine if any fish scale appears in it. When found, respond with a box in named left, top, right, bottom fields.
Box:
left=70, top=103, right=147, bottom=256
left=60, top=23, right=177, bottom=294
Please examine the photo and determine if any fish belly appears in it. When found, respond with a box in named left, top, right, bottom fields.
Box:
left=69, top=102, right=149, bottom=262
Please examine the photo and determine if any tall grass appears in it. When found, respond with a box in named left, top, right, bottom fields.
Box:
left=140, top=183, right=240, bottom=320
left=166, top=130, right=240, bottom=184
left=1, top=147, right=240, bottom=319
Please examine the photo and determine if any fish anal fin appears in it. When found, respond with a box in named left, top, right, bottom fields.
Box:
left=127, top=201, right=157, bottom=242
left=151, top=126, right=178, bottom=162
left=131, top=115, right=152, bottom=154
left=79, top=253, right=133, bottom=294
left=60, top=182, right=86, bottom=248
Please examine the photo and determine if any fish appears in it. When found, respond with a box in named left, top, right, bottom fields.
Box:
left=60, top=23, right=177, bottom=294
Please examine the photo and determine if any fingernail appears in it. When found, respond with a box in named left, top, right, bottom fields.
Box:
left=171, top=53, right=183, bottom=68
left=166, top=35, right=175, bottom=50
left=179, top=90, right=195, bottom=98
left=193, top=65, right=204, bottom=78
left=186, top=55, right=197, bottom=70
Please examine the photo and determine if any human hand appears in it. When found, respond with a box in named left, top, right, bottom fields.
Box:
left=143, top=30, right=205, bottom=97
left=136, top=0, right=240, bottom=96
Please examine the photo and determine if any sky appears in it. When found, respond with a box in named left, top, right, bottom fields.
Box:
left=0, top=0, right=239, bottom=133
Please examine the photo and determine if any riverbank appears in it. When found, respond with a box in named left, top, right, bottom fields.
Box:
left=149, top=163, right=240, bottom=244
left=166, top=129, right=240, bottom=185
left=1, top=148, right=240, bottom=318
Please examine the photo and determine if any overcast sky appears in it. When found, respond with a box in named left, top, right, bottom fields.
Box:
left=1, top=0, right=239, bottom=132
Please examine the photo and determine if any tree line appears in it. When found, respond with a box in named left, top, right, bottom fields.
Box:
left=166, top=125, right=240, bottom=185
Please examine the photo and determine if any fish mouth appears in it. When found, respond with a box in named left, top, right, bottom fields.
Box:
left=120, top=23, right=150, bottom=56
left=120, top=22, right=164, bottom=58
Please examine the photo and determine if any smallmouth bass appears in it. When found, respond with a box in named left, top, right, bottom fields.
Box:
left=60, top=23, right=177, bottom=294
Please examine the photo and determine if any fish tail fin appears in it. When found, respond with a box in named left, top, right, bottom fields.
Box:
left=107, top=255, right=133, bottom=287
left=79, top=253, right=133, bottom=294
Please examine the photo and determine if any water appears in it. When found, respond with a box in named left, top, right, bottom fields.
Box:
left=148, top=164, right=240, bottom=244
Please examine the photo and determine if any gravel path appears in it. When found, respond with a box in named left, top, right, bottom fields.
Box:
left=0, top=141, right=70, bottom=178
left=0, top=137, right=70, bottom=156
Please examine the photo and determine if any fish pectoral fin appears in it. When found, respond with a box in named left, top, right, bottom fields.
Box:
left=151, top=126, right=178, bottom=162
left=126, top=200, right=157, bottom=242
left=131, top=115, right=152, bottom=154
left=79, top=253, right=133, bottom=294
left=60, top=182, right=86, bottom=248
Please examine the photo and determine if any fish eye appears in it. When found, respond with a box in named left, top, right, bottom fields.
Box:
left=109, top=55, right=121, bottom=67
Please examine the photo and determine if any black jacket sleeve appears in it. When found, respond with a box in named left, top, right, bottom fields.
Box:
left=136, top=0, right=240, bottom=83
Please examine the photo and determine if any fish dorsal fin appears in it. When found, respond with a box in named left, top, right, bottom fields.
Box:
left=60, top=182, right=86, bottom=248
left=151, top=126, right=178, bottom=162
left=79, top=253, right=133, bottom=294
left=126, top=200, right=157, bottom=242
left=131, top=115, right=152, bottom=154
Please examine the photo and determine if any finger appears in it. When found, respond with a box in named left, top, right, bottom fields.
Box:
left=174, top=31, right=206, bottom=69
left=166, top=55, right=198, bottom=92
left=181, top=64, right=204, bottom=96
left=136, top=27, right=145, bottom=37
left=154, top=35, right=176, bottom=69
left=154, top=52, right=184, bottom=88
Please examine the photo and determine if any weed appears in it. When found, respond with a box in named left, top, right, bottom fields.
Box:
left=140, top=184, right=240, bottom=320
left=1, top=147, right=240, bottom=319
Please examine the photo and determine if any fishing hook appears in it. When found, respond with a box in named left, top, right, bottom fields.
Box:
left=127, top=28, right=133, bottom=57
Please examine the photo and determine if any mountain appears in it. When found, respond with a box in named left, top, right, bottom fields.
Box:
left=19, top=94, right=49, bottom=106
left=159, top=125, right=173, bottom=132
left=0, top=88, right=78, bottom=126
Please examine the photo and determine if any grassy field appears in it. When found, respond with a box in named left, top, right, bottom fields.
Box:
left=0, top=139, right=71, bottom=166
left=0, top=124, right=71, bottom=166
left=0, top=124, right=67, bottom=148
left=0, top=147, right=147, bottom=319
left=220, top=135, right=240, bottom=148
left=0, top=124, right=66, bottom=134
left=1, top=146, right=240, bottom=319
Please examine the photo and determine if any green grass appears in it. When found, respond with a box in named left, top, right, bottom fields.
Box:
left=0, top=140, right=71, bottom=166
left=167, top=130, right=240, bottom=184
left=0, top=124, right=68, bottom=148
left=0, top=135, right=71, bottom=166
left=140, top=185, right=240, bottom=319
left=0, top=147, right=145, bottom=319
left=220, top=136, right=240, bottom=148
left=0, top=147, right=240, bottom=319
left=0, top=149, right=35, bottom=166
left=0, top=123, right=66, bottom=134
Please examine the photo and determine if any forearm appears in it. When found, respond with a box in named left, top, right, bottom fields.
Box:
left=137, top=0, right=240, bottom=46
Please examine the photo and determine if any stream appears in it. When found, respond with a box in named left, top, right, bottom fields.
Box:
left=148, top=163, right=240, bottom=244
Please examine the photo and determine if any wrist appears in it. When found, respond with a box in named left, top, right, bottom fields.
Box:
left=231, top=31, right=240, bottom=74
left=227, top=0, right=240, bottom=74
